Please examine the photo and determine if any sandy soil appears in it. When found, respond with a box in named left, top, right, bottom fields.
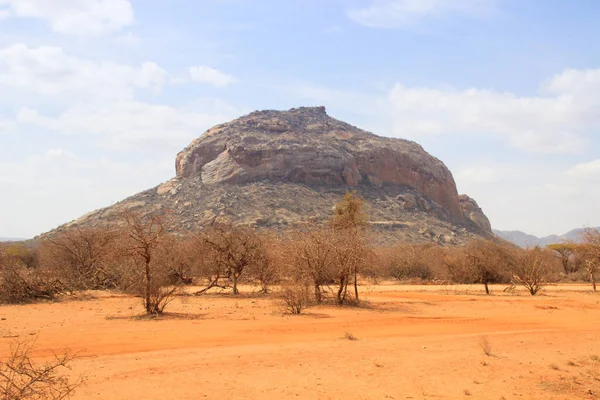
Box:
left=1, top=284, right=599, bottom=400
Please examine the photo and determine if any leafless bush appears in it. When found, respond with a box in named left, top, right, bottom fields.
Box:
left=121, top=211, right=180, bottom=315
left=40, top=227, right=121, bottom=291
left=580, top=230, right=600, bottom=291
left=279, top=282, right=312, bottom=314
left=0, top=252, right=64, bottom=304
left=446, top=240, right=513, bottom=294
left=511, top=247, right=550, bottom=295
left=196, top=224, right=266, bottom=295
left=247, top=234, right=281, bottom=294
left=0, top=338, right=82, bottom=400
left=388, top=244, right=434, bottom=281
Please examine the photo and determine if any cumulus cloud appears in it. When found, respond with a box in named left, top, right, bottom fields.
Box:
left=189, top=65, right=236, bottom=87
left=0, top=44, right=166, bottom=101
left=17, top=101, right=232, bottom=151
left=566, top=160, right=600, bottom=180
left=348, top=0, right=496, bottom=29
left=387, top=67, right=600, bottom=154
left=0, top=0, right=134, bottom=35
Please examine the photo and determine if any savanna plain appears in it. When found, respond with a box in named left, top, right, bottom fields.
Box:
left=1, top=283, right=599, bottom=400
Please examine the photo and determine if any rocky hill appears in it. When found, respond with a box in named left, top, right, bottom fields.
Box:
left=50, top=106, right=493, bottom=245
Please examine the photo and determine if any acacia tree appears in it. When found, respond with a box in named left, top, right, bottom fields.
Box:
left=548, top=243, right=578, bottom=274
left=122, top=211, right=178, bottom=315
left=291, top=227, right=336, bottom=303
left=511, top=247, right=549, bottom=295
left=459, top=240, right=512, bottom=295
left=197, top=224, right=264, bottom=295
left=581, top=229, right=600, bottom=291
left=330, top=191, right=369, bottom=304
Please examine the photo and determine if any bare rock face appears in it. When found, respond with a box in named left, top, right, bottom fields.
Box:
left=46, top=107, right=493, bottom=245
left=459, top=195, right=492, bottom=232
left=176, top=106, right=464, bottom=221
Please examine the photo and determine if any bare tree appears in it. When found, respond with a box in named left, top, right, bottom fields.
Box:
left=511, top=247, right=549, bottom=295
left=247, top=234, right=280, bottom=294
left=330, top=191, right=369, bottom=304
left=121, top=211, right=178, bottom=315
left=290, top=227, right=336, bottom=303
left=581, top=230, right=600, bottom=291
left=447, top=240, right=512, bottom=294
left=548, top=243, right=578, bottom=274
left=0, top=338, right=82, bottom=400
left=41, top=227, right=119, bottom=290
left=197, top=224, right=264, bottom=295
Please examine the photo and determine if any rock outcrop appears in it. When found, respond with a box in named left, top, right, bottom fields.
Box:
left=48, top=107, right=493, bottom=245
left=459, top=195, right=492, bottom=232
left=175, top=106, right=464, bottom=221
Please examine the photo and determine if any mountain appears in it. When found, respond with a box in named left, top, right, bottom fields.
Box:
left=0, top=237, right=26, bottom=242
left=47, top=106, right=493, bottom=245
left=494, top=227, right=599, bottom=248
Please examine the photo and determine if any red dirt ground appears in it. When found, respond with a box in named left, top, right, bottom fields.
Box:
left=1, top=284, right=599, bottom=399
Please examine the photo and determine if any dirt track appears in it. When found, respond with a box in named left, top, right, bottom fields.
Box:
left=1, top=284, right=599, bottom=399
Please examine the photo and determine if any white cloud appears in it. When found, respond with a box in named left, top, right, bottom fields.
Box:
left=455, top=167, right=497, bottom=184
left=0, top=0, right=134, bottom=35
left=387, top=67, right=600, bottom=154
left=117, top=32, right=140, bottom=46
left=0, top=117, right=16, bottom=134
left=0, top=44, right=166, bottom=101
left=17, top=101, right=232, bottom=151
left=189, top=65, right=236, bottom=87
left=348, top=0, right=496, bottom=29
left=0, top=149, right=173, bottom=237
left=566, top=160, right=600, bottom=180
left=0, top=9, right=8, bottom=19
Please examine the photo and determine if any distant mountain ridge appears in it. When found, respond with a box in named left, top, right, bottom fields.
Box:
left=494, top=227, right=599, bottom=248
left=0, top=237, right=26, bottom=242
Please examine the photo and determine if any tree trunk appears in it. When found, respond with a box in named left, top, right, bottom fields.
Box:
left=232, top=272, right=239, bottom=295
left=315, top=283, right=322, bottom=303
left=145, top=258, right=152, bottom=314
left=562, top=259, right=569, bottom=275
left=591, top=272, right=597, bottom=292
left=354, top=267, right=359, bottom=303
left=337, top=276, right=346, bottom=305
left=484, top=281, right=490, bottom=295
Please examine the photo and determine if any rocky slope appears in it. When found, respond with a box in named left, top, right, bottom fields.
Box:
left=51, top=107, right=493, bottom=245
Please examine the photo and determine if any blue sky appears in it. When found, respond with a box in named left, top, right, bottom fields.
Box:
left=0, top=0, right=599, bottom=238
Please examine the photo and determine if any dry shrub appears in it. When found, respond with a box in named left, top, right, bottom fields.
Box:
left=511, top=247, right=552, bottom=295
left=196, top=224, right=266, bottom=295
left=369, top=243, right=447, bottom=283
left=279, top=281, right=312, bottom=314
left=579, top=230, right=600, bottom=291
left=389, top=244, right=434, bottom=281
left=445, top=240, right=513, bottom=294
left=0, top=249, right=64, bottom=305
left=0, top=338, right=82, bottom=400
left=120, top=211, right=181, bottom=315
left=247, top=234, right=281, bottom=294
left=40, top=227, right=122, bottom=291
